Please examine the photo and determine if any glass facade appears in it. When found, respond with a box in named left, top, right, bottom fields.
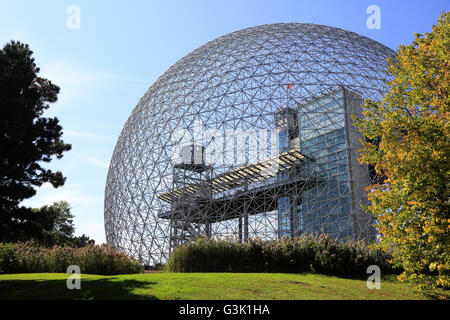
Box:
left=297, top=89, right=353, bottom=239
left=277, top=121, right=293, bottom=237
left=278, top=196, right=291, bottom=237
left=275, top=88, right=368, bottom=239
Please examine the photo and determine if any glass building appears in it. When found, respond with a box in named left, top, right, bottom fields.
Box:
left=297, top=88, right=375, bottom=241
left=274, top=88, right=375, bottom=241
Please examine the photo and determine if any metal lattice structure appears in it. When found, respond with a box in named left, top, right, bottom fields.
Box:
left=104, top=23, right=395, bottom=265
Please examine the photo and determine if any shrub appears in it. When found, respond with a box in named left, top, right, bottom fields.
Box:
left=0, top=242, right=143, bottom=275
left=166, top=234, right=400, bottom=278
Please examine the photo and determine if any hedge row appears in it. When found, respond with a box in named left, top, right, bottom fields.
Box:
left=166, top=234, right=400, bottom=277
left=0, top=242, right=143, bottom=275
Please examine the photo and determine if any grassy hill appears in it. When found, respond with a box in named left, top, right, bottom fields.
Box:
left=0, top=272, right=448, bottom=300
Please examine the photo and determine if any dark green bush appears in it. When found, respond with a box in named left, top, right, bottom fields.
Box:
left=166, top=234, right=400, bottom=278
left=0, top=242, right=143, bottom=275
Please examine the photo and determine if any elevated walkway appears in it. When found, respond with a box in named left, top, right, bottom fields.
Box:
left=157, top=150, right=319, bottom=223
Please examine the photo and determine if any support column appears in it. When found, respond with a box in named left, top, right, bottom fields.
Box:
left=238, top=217, right=243, bottom=243
left=243, top=180, right=249, bottom=243
left=206, top=222, right=211, bottom=238
left=243, top=206, right=249, bottom=243
left=290, top=195, right=298, bottom=237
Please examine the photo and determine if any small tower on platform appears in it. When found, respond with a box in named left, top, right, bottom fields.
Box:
left=169, top=144, right=213, bottom=252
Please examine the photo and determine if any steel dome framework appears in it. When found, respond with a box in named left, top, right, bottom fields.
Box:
left=105, top=23, right=395, bottom=265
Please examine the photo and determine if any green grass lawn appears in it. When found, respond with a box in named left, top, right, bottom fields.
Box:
left=0, top=272, right=447, bottom=300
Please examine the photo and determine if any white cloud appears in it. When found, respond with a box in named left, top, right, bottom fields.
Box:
left=21, top=183, right=102, bottom=208
left=39, top=60, right=147, bottom=106
left=40, top=61, right=96, bottom=105
left=97, top=72, right=148, bottom=84
left=86, top=157, right=109, bottom=169
left=64, top=129, right=114, bottom=140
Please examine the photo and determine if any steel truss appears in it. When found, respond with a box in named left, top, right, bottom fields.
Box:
left=104, top=23, right=395, bottom=265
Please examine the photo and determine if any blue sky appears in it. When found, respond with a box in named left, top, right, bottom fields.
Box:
left=1, top=0, right=448, bottom=243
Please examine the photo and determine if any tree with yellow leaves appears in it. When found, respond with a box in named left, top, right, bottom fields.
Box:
left=354, top=11, right=449, bottom=288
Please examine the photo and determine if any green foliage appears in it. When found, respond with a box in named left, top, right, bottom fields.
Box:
left=29, top=201, right=75, bottom=247
left=0, top=201, right=95, bottom=247
left=353, top=11, right=450, bottom=288
left=166, top=234, right=398, bottom=278
left=69, top=234, right=96, bottom=248
left=0, top=242, right=143, bottom=275
left=0, top=41, right=71, bottom=242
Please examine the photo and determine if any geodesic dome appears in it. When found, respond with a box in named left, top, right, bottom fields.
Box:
left=105, top=23, right=395, bottom=265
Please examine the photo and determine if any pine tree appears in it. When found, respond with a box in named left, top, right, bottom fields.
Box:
left=0, top=41, right=71, bottom=242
